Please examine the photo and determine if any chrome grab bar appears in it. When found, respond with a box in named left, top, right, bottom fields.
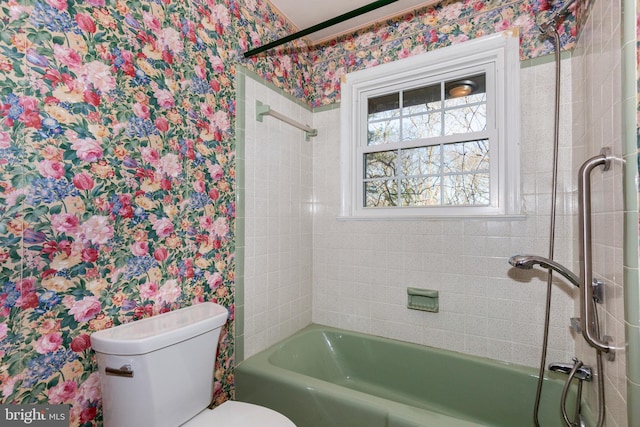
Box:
left=578, top=148, right=614, bottom=357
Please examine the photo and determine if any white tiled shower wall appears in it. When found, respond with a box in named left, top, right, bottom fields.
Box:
left=311, top=59, right=578, bottom=368
left=242, top=78, right=314, bottom=358
left=244, top=58, right=590, bottom=368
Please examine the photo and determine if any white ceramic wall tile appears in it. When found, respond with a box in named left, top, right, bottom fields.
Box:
left=570, top=0, right=627, bottom=424
left=243, top=80, right=314, bottom=358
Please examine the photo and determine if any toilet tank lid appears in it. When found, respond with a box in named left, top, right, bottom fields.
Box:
left=90, top=302, right=228, bottom=356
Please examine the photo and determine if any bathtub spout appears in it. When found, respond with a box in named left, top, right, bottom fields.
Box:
left=508, top=255, right=580, bottom=288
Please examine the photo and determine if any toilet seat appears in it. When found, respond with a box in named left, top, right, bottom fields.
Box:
left=182, top=401, right=296, bottom=426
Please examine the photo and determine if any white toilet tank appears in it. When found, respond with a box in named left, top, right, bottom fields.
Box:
left=91, top=302, right=229, bottom=427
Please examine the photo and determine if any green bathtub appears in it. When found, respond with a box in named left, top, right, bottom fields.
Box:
left=236, top=324, right=589, bottom=427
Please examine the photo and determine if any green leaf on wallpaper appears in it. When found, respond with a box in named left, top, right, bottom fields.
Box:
left=47, top=376, right=60, bottom=389
left=7, top=353, right=28, bottom=376
left=1, top=236, right=21, bottom=246
left=52, top=36, right=66, bottom=45
left=49, top=204, right=62, bottom=215
left=28, top=383, right=47, bottom=401
left=93, top=32, right=107, bottom=43
left=60, top=315, right=79, bottom=330
left=0, top=46, right=23, bottom=60
left=0, top=31, right=12, bottom=44
left=12, top=63, right=24, bottom=78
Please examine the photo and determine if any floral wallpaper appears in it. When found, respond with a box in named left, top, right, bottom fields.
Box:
left=0, top=0, right=586, bottom=425
left=0, top=0, right=303, bottom=425
left=306, top=0, right=587, bottom=107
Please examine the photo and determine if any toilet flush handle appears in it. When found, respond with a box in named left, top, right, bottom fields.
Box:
left=105, top=364, right=134, bottom=378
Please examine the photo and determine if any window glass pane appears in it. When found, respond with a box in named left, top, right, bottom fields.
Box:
left=368, top=93, right=399, bottom=120
left=365, top=151, right=397, bottom=179
left=400, top=177, right=440, bottom=206
left=444, top=104, right=486, bottom=135
left=368, top=119, right=400, bottom=145
left=402, top=113, right=442, bottom=141
left=400, top=146, right=441, bottom=177
left=443, top=173, right=490, bottom=206
left=442, top=140, right=489, bottom=173
left=365, top=180, right=397, bottom=207
left=402, top=84, right=441, bottom=115
left=443, top=73, right=486, bottom=135
left=444, top=74, right=486, bottom=107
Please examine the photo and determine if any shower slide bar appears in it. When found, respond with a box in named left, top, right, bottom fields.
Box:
left=578, top=147, right=615, bottom=359
left=256, top=100, right=318, bottom=140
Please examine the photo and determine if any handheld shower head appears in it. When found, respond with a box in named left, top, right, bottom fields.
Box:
left=509, top=255, right=581, bottom=288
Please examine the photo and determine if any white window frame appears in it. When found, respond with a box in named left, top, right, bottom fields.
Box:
left=340, top=31, right=521, bottom=219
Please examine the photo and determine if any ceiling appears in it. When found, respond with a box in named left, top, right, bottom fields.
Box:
left=267, top=0, right=439, bottom=44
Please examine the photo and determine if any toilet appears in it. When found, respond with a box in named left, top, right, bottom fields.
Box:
left=91, top=302, right=295, bottom=427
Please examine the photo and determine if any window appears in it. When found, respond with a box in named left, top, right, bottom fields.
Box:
left=340, top=31, right=521, bottom=219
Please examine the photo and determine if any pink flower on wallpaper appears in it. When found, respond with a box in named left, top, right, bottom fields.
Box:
left=212, top=4, right=230, bottom=26
left=48, top=381, right=77, bottom=404
left=206, top=161, right=223, bottom=180
left=212, top=217, right=228, bottom=238
left=495, top=19, right=511, bottom=32
left=139, top=282, right=159, bottom=300
left=53, top=45, right=82, bottom=69
left=140, top=146, right=160, bottom=164
left=85, top=0, right=106, bottom=6
left=131, top=241, right=149, bottom=256
left=153, top=247, right=168, bottom=261
left=1, top=375, right=20, bottom=398
left=195, top=65, right=207, bottom=79
left=37, top=159, right=66, bottom=179
left=45, top=0, right=67, bottom=10
left=208, top=55, right=224, bottom=73
left=76, top=372, right=100, bottom=404
left=152, top=217, right=174, bottom=238
left=75, top=12, right=96, bottom=33
left=155, top=117, right=169, bottom=132
left=79, top=215, right=114, bottom=245
left=70, top=334, right=92, bottom=352
left=158, top=28, right=184, bottom=54
left=205, top=271, right=222, bottom=288
left=154, top=89, right=175, bottom=108
left=71, top=138, right=103, bottom=162
left=158, top=279, right=180, bottom=304
left=78, top=61, right=116, bottom=93
left=212, top=110, right=229, bottom=132
left=72, top=172, right=94, bottom=190
left=199, top=216, right=212, bottom=230
left=69, top=296, right=101, bottom=323
left=200, top=103, right=214, bottom=118
left=193, top=180, right=206, bottom=193
left=142, top=11, right=162, bottom=32
left=0, top=323, right=7, bottom=341
left=35, top=332, right=63, bottom=354
left=160, top=153, right=182, bottom=177
left=133, top=102, right=151, bottom=119
left=50, top=213, right=80, bottom=234
left=0, top=131, right=10, bottom=148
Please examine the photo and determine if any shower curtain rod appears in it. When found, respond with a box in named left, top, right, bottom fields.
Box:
left=244, top=0, right=399, bottom=57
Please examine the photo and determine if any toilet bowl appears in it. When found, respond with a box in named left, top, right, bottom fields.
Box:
left=91, top=302, right=295, bottom=427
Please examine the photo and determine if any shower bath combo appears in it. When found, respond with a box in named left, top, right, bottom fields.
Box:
left=508, top=1, right=615, bottom=426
